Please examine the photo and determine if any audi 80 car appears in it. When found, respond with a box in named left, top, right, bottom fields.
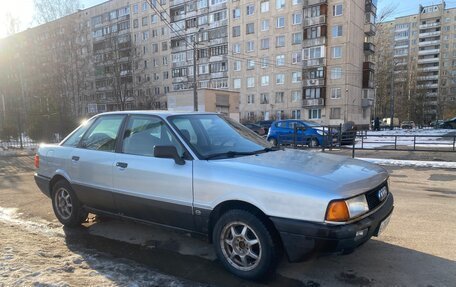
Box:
left=34, top=111, right=394, bottom=279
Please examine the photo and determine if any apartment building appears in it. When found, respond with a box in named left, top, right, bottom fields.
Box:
left=376, top=1, right=456, bottom=123
left=1, top=0, right=376, bottom=127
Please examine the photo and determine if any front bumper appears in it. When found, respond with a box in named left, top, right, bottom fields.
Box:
left=271, top=193, right=394, bottom=262
left=34, top=173, right=51, bottom=198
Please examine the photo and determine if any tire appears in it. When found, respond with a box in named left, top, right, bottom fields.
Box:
left=213, top=210, right=280, bottom=280
left=51, top=180, right=88, bottom=227
left=308, top=138, right=319, bottom=148
left=268, top=138, right=277, bottom=147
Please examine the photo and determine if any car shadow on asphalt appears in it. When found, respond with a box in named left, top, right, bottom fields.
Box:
left=61, top=219, right=456, bottom=287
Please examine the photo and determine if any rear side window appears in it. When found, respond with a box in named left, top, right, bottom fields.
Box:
left=62, top=119, right=94, bottom=147
left=276, top=121, right=288, bottom=128
left=80, top=115, right=125, bottom=152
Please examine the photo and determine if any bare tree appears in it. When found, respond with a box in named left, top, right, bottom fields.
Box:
left=33, top=0, right=81, bottom=24
left=3, top=12, right=21, bottom=36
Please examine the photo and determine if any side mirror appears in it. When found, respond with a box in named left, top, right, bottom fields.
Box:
left=153, top=145, right=185, bottom=165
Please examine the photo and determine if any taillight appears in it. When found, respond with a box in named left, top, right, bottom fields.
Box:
left=34, top=154, right=40, bottom=169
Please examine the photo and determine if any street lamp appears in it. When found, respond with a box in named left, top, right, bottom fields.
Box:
left=193, top=28, right=204, bottom=112
left=389, top=59, right=399, bottom=130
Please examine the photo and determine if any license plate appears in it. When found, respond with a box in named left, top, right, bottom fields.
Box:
left=377, top=214, right=392, bottom=236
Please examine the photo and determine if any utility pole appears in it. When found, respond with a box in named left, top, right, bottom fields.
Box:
left=390, top=60, right=398, bottom=130
left=193, top=41, right=198, bottom=112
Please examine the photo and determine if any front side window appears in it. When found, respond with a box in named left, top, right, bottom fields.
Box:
left=169, top=114, right=271, bottom=159
left=122, top=115, right=184, bottom=157
left=80, top=115, right=125, bottom=152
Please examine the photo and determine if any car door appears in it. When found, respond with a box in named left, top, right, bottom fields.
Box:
left=290, top=121, right=306, bottom=144
left=277, top=121, right=293, bottom=144
left=112, top=115, right=194, bottom=230
left=69, top=114, right=126, bottom=212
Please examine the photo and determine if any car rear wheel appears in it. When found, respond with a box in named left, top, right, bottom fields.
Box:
left=213, top=210, right=280, bottom=280
left=51, top=180, right=87, bottom=227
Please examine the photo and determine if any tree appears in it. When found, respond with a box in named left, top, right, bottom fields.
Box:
left=33, top=0, right=81, bottom=24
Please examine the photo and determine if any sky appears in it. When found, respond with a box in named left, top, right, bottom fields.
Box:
left=1, top=0, right=456, bottom=38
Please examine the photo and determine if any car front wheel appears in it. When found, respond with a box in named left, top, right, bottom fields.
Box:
left=268, top=138, right=277, bottom=146
left=213, top=210, right=280, bottom=280
left=51, top=180, right=87, bottom=227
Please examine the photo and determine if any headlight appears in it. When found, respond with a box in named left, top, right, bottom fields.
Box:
left=326, top=194, right=369, bottom=222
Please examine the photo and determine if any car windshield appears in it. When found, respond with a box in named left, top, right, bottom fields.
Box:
left=168, top=114, right=274, bottom=159
left=302, top=121, right=319, bottom=127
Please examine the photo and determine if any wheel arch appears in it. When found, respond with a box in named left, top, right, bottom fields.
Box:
left=207, top=200, right=282, bottom=248
left=49, top=174, right=70, bottom=195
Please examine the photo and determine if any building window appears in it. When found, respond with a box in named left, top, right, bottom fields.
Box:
left=232, top=26, right=241, bottom=37
left=233, top=43, right=241, bottom=53
left=246, top=41, right=255, bottom=52
left=260, top=93, right=269, bottom=104
left=247, top=4, right=255, bottom=15
left=234, top=60, right=241, bottom=71
left=291, top=91, right=301, bottom=102
left=261, top=75, right=270, bottom=86
left=233, top=78, right=241, bottom=89
left=247, top=77, right=255, bottom=88
left=276, top=16, right=285, bottom=28
left=308, top=109, right=321, bottom=119
left=233, top=8, right=240, bottom=19
left=332, top=25, right=343, bottom=37
left=292, top=32, right=302, bottom=44
left=276, top=0, right=285, bottom=9
left=331, top=67, right=343, bottom=79
left=261, top=38, right=270, bottom=49
left=247, top=94, right=255, bottom=104
left=331, top=46, right=342, bottom=58
left=292, top=0, right=302, bottom=5
left=247, top=59, right=255, bottom=69
left=142, top=2, right=148, bottom=11
left=261, top=1, right=269, bottom=13
left=292, top=52, right=302, bottom=64
left=333, top=4, right=343, bottom=16
left=330, top=108, right=341, bottom=119
left=133, top=4, right=138, bottom=13
left=331, top=88, right=342, bottom=99
left=276, top=74, right=285, bottom=85
left=261, top=57, right=269, bottom=68
left=246, top=23, right=255, bottom=34
left=142, top=16, right=148, bottom=26
left=275, top=92, right=284, bottom=103
left=292, top=71, right=302, bottom=83
left=292, top=110, right=301, bottom=119
left=261, top=19, right=270, bottom=31
left=276, top=54, right=285, bottom=66
left=276, top=35, right=285, bottom=47
left=292, top=13, right=302, bottom=25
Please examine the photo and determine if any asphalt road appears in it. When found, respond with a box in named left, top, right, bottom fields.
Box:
left=0, top=156, right=455, bottom=286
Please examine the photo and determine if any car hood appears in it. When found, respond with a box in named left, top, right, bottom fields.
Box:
left=213, top=149, right=388, bottom=198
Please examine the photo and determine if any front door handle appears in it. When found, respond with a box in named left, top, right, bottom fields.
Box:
left=71, top=156, right=80, bottom=161
left=116, top=162, right=128, bottom=169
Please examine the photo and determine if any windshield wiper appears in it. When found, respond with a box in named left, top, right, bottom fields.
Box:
left=253, top=147, right=282, bottom=154
left=204, top=151, right=256, bottom=160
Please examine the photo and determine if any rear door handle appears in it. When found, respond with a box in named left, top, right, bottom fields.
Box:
left=116, top=162, right=128, bottom=169
left=71, top=156, right=80, bottom=161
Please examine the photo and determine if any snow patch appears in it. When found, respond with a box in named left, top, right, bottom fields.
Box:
left=358, top=158, right=456, bottom=169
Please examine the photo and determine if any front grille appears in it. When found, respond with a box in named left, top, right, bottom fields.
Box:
left=365, top=182, right=388, bottom=210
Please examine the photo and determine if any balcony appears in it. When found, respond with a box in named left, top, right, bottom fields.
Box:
left=304, top=15, right=326, bottom=26
left=418, top=66, right=439, bottom=72
left=363, top=61, right=375, bottom=70
left=363, top=62, right=375, bottom=89
left=170, top=0, right=186, bottom=7
left=303, top=37, right=326, bottom=47
left=365, top=1, right=377, bottom=14
left=417, top=57, right=440, bottom=64
left=364, top=42, right=375, bottom=54
left=418, top=40, right=440, bottom=46
left=302, top=98, right=325, bottom=107
left=419, top=31, right=441, bottom=38
left=362, top=98, right=374, bottom=108
left=418, top=48, right=440, bottom=55
left=418, top=83, right=439, bottom=89
left=304, top=0, right=327, bottom=5
left=419, top=22, right=440, bottom=29
left=303, top=78, right=324, bottom=86
left=417, top=75, right=439, bottom=81
left=364, top=23, right=376, bottom=36
left=303, top=58, right=326, bottom=68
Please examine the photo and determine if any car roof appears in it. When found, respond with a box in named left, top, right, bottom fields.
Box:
left=93, top=111, right=217, bottom=117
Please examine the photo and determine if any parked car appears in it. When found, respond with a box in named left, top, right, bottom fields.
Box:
left=256, top=120, right=274, bottom=134
left=442, top=117, right=456, bottom=129
left=34, top=112, right=393, bottom=279
left=243, top=123, right=266, bottom=136
left=430, top=120, right=444, bottom=129
left=339, top=121, right=357, bottom=145
left=400, top=121, right=415, bottom=129
left=266, top=119, right=335, bottom=147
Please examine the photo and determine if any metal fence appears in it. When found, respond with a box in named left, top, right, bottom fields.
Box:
left=277, top=126, right=456, bottom=157
left=0, top=136, right=59, bottom=151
